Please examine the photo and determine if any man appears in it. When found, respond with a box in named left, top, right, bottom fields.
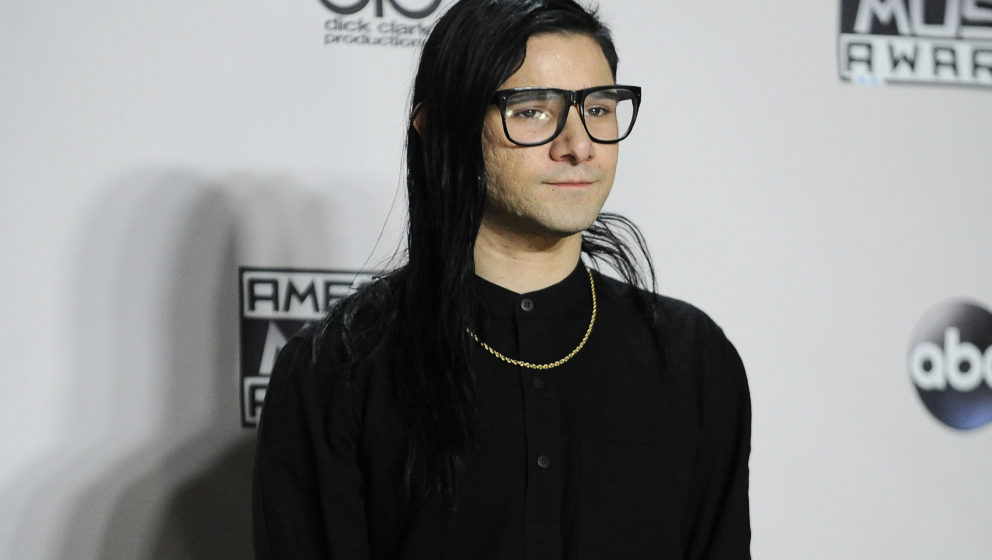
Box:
left=253, top=0, right=751, bottom=558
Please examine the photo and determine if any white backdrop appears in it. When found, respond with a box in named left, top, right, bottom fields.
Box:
left=2, top=1, right=991, bottom=558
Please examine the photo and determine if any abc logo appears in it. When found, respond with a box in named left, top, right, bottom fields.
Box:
left=907, top=300, right=992, bottom=430
left=319, top=0, right=441, bottom=18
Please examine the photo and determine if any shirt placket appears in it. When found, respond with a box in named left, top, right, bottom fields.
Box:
left=515, top=295, right=563, bottom=560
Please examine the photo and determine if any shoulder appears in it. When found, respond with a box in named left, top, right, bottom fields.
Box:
left=653, top=295, right=750, bottom=423
left=654, top=295, right=734, bottom=350
left=594, top=270, right=747, bottom=385
left=268, top=326, right=317, bottom=387
left=263, top=325, right=329, bottom=409
left=260, top=318, right=379, bottom=440
left=310, top=272, right=400, bottom=369
left=594, top=270, right=730, bottom=342
left=266, top=272, right=399, bottom=402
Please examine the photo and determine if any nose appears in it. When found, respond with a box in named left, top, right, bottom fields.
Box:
left=549, top=105, right=594, bottom=163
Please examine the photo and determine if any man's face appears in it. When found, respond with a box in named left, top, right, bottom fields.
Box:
left=481, top=33, right=619, bottom=240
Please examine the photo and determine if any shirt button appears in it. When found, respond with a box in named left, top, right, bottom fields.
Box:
left=520, top=298, right=534, bottom=312
left=537, top=455, right=551, bottom=469
left=533, top=377, right=545, bottom=390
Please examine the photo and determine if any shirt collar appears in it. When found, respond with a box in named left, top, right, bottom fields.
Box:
left=473, top=260, right=592, bottom=319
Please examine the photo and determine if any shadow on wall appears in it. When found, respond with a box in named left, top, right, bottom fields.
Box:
left=1, top=171, right=342, bottom=559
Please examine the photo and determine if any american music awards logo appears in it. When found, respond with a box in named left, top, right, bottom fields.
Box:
left=239, top=267, right=377, bottom=426
left=838, top=0, right=992, bottom=87
left=318, top=0, right=445, bottom=48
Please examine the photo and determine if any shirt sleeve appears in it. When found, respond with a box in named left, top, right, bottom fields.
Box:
left=252, top=332, right=370, bottom=560
left=686, top=326, right=752, bottom=559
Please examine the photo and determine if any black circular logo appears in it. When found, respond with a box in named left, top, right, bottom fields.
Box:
left=319, top=0, right=441, bottom=18
left=908, top=300, right=992, bottom=430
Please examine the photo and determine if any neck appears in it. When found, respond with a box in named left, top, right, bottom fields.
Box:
left=473, top=220, right=583, bottom=294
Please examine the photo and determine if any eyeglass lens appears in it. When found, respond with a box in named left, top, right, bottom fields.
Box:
left=503, top=88, right=636, bottom=144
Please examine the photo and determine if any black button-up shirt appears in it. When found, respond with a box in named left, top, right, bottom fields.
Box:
left=254, top=263, right=751, bottom=559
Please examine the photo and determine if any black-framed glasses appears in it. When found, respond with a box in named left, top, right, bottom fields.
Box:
left=490, top=85, right=641, bottom=146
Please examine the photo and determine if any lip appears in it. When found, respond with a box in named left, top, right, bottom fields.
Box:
left=545, top=180, right=595, bottom=187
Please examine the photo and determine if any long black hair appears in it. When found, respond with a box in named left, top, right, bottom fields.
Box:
left=316, top=0, right=656, bottom=508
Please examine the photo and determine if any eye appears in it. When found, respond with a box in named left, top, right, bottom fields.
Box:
left=510, top=107, right=552, bottom=121
left=584, top=99, right=617, bottom=118
left=504, top=90, right=562, bottom=123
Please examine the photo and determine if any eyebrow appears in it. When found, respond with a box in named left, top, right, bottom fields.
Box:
left=505, top=89, right=560, bottom=104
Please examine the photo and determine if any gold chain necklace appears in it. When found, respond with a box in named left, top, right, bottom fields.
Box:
left=467, top=267, right=596, bottom=370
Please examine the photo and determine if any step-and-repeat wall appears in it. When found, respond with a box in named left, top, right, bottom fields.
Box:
left=2, top=1, right=990, bottom=558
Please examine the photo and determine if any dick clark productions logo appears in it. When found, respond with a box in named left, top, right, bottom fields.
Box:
left=319, top=0, right=442, bottom=47
left=908, top=300, right=992, bottom=430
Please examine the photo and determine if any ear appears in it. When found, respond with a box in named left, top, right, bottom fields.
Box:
left=411, top=102, right=426, bottom=138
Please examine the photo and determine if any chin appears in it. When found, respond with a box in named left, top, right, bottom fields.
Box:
left=537, top=215, right=600, bottom=237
